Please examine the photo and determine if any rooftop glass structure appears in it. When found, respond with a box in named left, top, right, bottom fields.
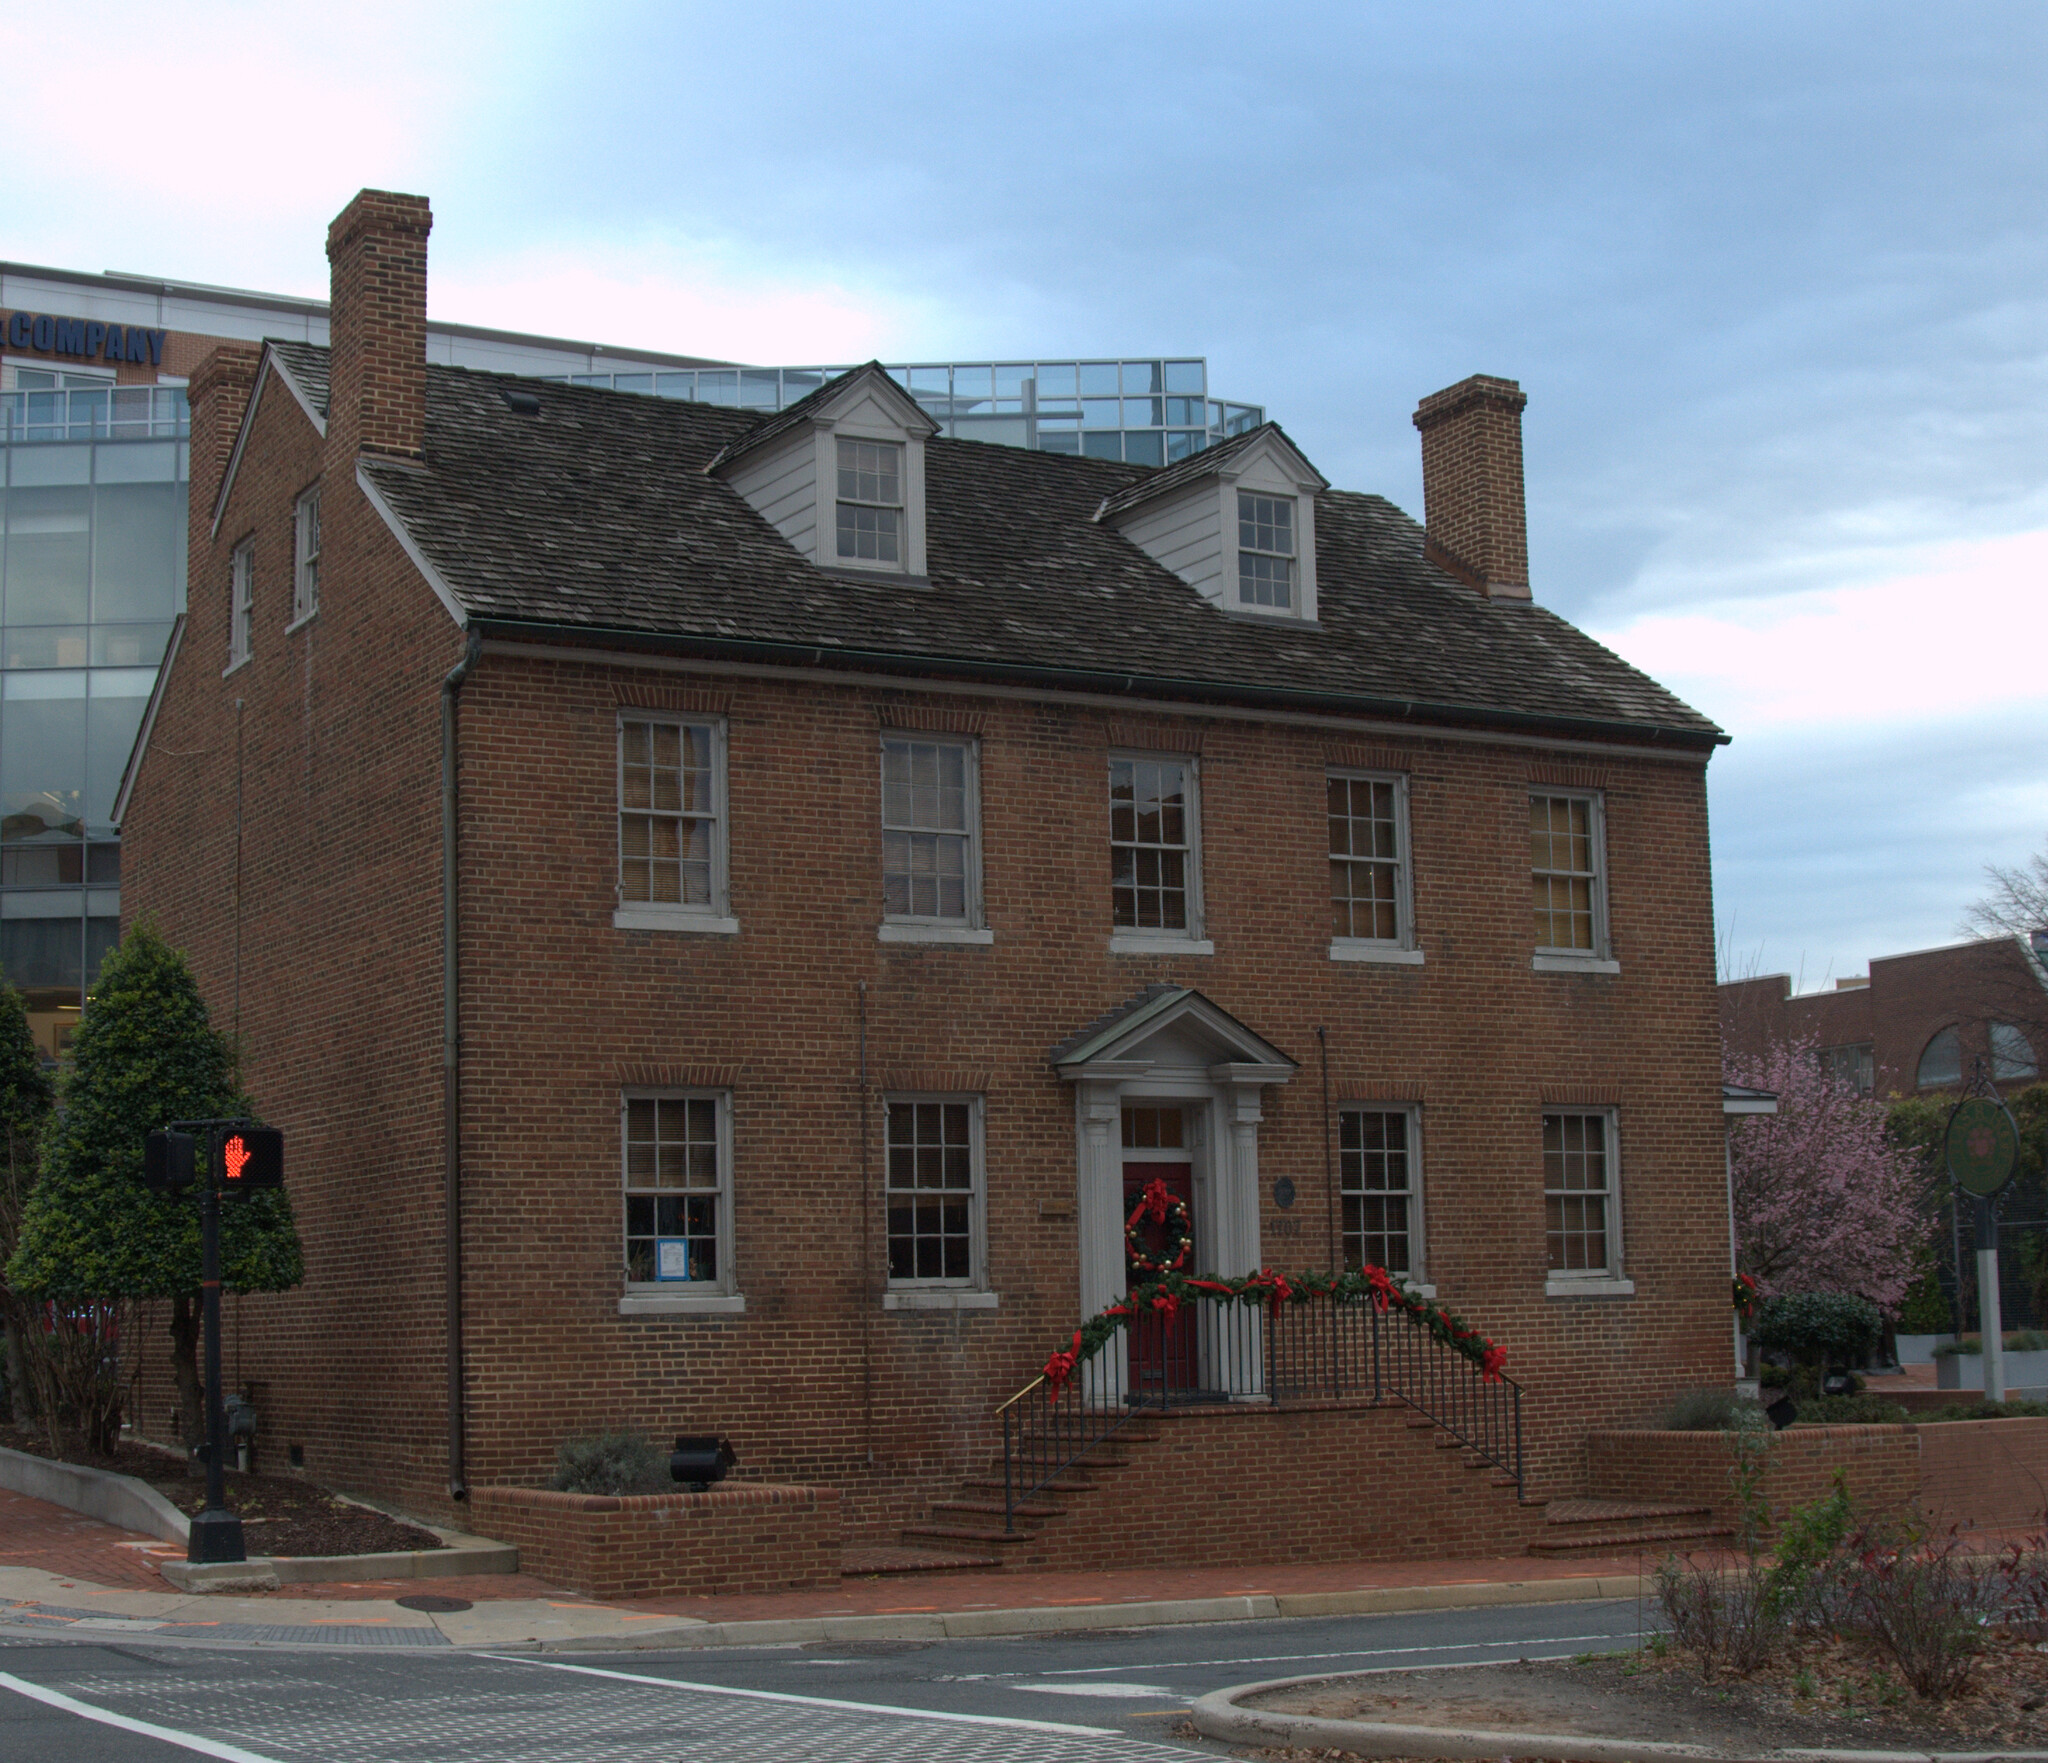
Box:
left=545, top=358, right=1263, bottom=468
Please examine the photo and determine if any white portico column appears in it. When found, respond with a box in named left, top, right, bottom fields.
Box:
left=1208, top=1075, right=1268, bottom=1278
left=1075, top=1081, right=1126, bottom=1322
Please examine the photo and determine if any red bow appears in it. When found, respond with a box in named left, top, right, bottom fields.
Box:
left=1043, top=1329, right=1084, bottom=1393
left=1132, top=1178, right=1173, bottom=1225
left=1480, top=1342, right=1508, bottom=1384
left=1365, top=1265, right=1395, bottom=1313
left=1151, top=1291, right=1180, bottom=1319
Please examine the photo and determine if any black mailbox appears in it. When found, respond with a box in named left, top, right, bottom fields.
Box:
left=670, top=1436, right=736, bottom=1491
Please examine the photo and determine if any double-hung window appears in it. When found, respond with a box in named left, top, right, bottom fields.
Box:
left=291, top=488, right=320, bottom=625
left=1543, top=1110, right=1627, bottom=1291
left=884, top=1095, right=991, bottom=1307
left=615, top=715, right=733, bottom=933
left=1339, top=1107, right=1422, bottom=1279
left=622, top=1091, right=739, bottom=1311
left=1109, top=755, right=1205, bottom=948
left=1237, top=491, right=1296, bottom=610
left=836, top=438, right=903, bottom=565
left=226, top=541, right=253, bottom=671
left=1530, top=792, right=1612, bottom=968
left=1328, top=772, right=1419, bottom=962
left=880, top=736, right=986, bottom=940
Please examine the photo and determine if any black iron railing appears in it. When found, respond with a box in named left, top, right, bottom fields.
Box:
left=999, top=1289, right=1523, bottom=1532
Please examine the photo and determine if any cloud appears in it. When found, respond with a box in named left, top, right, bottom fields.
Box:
left=1590, top=528, right=2048, bottom=737
left=427, top=239, right=940, bottom=369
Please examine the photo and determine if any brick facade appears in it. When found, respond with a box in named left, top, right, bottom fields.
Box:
left=118, top=192, right=1735, bottom=1555
left=1720, top=936, right=2048, bottom=1099
left=1587, top=1426, right=1922, bottom=1531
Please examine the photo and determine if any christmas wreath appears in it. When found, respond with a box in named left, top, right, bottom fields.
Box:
left=1124, top=1177, right=1194, bottom=1277
left=1733, top=1272, right=1759, bottom=1319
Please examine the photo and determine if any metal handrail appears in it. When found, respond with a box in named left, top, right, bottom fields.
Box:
left=999, top=1289, right=1524, bottom=1531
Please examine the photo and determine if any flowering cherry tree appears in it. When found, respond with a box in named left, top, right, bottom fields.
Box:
left=1726, top=1038, right=1924, bottom=1309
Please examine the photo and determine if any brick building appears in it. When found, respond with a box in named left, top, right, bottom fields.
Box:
left=119, top=190, right=1734, bottom=1550
left=1720, top=935, right=2048, bottom=1098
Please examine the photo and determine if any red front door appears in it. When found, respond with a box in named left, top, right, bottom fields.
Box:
left=1124, top=1162, right=1197, bottom=1399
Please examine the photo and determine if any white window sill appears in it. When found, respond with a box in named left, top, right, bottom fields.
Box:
left=618, top=1291, right=747, bottom=1316
left=1532, top=953, right=1620, bottom=975
left=1545, top=1276, right=1635, bottom=1299
left=1110, top=932, right=1214, bottom=957
left=285, top=610, right=318, bottom=635
left=879, top=923, right=994, bottom=946
left=613, top=908, right=739, bottom=936
left=1330, top=940, right=1424, bottom=966
left=883, top=1289, right=999, bottom=1311
left=222, top=654, right=250, bottom=678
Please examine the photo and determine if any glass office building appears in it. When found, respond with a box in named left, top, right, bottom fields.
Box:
left=0, top=374, right=186, bottom=1056
left=547, top=359, right=1264, bottom=467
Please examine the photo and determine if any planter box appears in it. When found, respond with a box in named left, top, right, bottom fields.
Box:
left=1895, top=1333, right=1953, bottom=1366
left=468, top=1483, right=839, bottom=1600
left=1588, top=1426, right=1921, bottom=1532
left=1934, top=1349, right=2048, bottom=1392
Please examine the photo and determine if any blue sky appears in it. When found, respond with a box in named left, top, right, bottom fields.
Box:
left=24, top=1, right=2047, bottom=988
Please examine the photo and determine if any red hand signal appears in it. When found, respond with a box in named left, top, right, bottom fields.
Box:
left=223, top=1134, right=250, bottom=1183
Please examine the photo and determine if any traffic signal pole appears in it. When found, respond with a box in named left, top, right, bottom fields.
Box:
left=146, top=1119, right=282, bottom=1566
left=187, top=1176, right=244, bottom=1564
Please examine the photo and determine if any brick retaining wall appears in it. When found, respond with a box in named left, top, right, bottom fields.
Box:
left=1586, top=1427, right=1921, bottom=1531
left=1915, top=1418, right=2048, bottom=1533
left=468, top=1482, right=840, bottom=1599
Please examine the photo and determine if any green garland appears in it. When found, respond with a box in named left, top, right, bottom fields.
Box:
left=1040, top=1263, right=1509, bottom=1392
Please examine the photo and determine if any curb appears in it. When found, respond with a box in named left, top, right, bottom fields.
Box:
left=1189, top=1673, right=2048, bottom=1763
left=0, top=1445, right=189, bottom=1543
left=160, top=1529, right=518, bottom=1594
left=530, top=1571, right=1648, bottom=1652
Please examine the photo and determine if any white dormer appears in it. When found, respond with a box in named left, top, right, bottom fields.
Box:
left=1094, top=426, right=1329, bottom=623
left=708, top=363, right=938, bottom=578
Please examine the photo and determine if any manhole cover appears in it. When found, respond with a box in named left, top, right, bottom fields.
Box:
left=395, top=1594, right=473, bottom=1613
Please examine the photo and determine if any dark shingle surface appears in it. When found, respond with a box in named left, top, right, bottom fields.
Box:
left=321, top=348, right=1720, bottom=744
left=269, top=340, right=328, bottom=418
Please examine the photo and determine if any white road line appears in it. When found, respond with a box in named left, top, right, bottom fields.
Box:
left=0, top=1671, right=287, bottom=1763
left=479, top=1653, right=1121, bottom=1738
left=1012, top=1682, right=1186, bottom=1699
left=1029, top=1628, right=1642, bottom=1675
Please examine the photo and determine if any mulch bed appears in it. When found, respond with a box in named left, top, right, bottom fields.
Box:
left=3, top=1426, right=443, bottom=1558
left=1236, top=1630, right=2048, bottom=1759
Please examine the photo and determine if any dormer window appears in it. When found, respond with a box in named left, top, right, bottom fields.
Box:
left=836, top=439, right=903, bottom=565
left=1238, top=492, right=1295, bottom=610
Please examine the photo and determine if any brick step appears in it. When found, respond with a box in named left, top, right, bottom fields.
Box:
left=902, top=1520, right=1034, bottom=1551
left=1543, top=1498, right=1715, bottom=1528
left=1527, top=1523, right=1734, bottom=1557
left=931, top=1496, right=1063, bottom=1523
left=841, top=1542, right=999, bottom=1576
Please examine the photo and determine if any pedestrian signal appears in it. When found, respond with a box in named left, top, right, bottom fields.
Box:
left=142, top=1130, right=196, bottom=1193
left=214, top=1125, right=283, bottom=1190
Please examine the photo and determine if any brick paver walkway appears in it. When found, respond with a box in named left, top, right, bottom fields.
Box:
left=0, top=1486, right=181, bottom=1592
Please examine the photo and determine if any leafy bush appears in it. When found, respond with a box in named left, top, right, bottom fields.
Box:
left=1933, top=1330, right=2048, bottom=1356
left=1916, top=1398, right=2048, bottom=1421
left=1894, top=1265, right=1953, bottom=1335
left=549, top=1430, right=669, bottom=1496
left=1792, top=1393, right=1910, bottom=1426
left=1761, top=1362, right=1860, bottom=1401
left=1761, top=1473, right=1856, bottom=1630
left=1655, top=1386, right=1771, bottom=1431
left=1753, top=1291, right=1884, bottom=1367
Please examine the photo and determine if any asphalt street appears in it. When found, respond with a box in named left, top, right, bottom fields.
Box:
left=0, top=1595, right=1657, bottom=1761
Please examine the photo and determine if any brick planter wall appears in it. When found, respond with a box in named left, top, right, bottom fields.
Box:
left=1915, top=1419, right=2048, bottom=1533
left=469, top=1483, right=840, bottom=1599
left=1006, top=1399, right=1542, bottom=1570
left=1586, top=1427, right=1921, bottom=1532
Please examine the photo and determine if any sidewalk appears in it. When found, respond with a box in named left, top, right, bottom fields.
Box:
left=0, top=1483, right=1657, bottom=1652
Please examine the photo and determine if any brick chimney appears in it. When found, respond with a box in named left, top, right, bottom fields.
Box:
left=1411, top=375, right=1530, bottom=600
left=186, top=342, right=262, bottom=536
left=325, top=188, right=433, bottom=463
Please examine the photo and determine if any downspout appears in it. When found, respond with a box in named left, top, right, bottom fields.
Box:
left=442, top=627, right=482, bottom=1499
